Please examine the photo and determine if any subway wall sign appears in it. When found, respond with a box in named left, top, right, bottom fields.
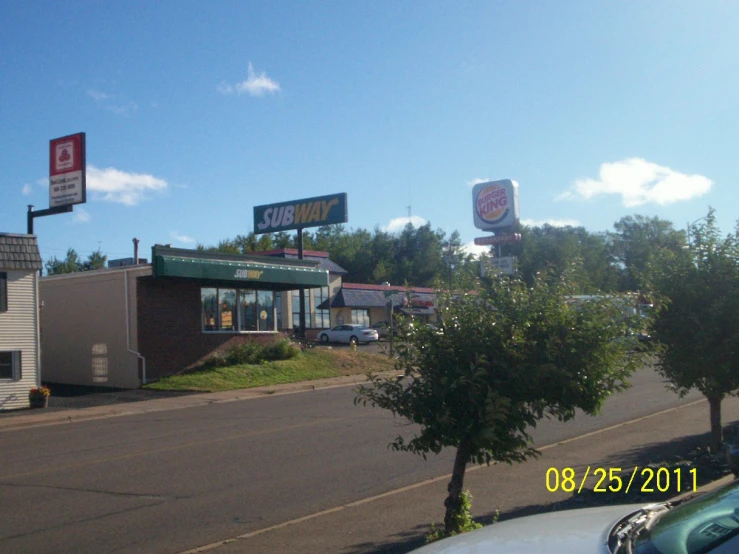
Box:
left=254, top=193, right=348, bottom=234
left=472, top=179, right=519, bottom=230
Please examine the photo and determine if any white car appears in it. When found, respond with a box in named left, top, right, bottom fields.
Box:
left=410, top=477, right=739, bottom=553
left=318, top=324, right=379, bottom=345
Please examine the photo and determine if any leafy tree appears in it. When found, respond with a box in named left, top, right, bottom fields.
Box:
left=356, top=270, right=653, bottom=536
left=504, top=223, right=619, bottom=292
left=45, top=248, right=82, bottom=275
left=45, top=248, right=107, bottom=275
left=609, top=215, right=688, bottom=291
left=650, top=208, right=739, bottom=451
left=82, top=248, right=107, bottom=271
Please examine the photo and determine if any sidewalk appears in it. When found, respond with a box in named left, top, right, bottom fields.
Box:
left=0, top=372, right=388, bottom=432
left=183, top=397, right=739, bottom=554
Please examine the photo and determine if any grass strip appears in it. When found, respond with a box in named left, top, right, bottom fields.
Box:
left=143, top=349, right=397, bottom=392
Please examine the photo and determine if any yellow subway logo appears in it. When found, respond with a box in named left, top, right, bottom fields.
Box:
left=254, top=193, right=348, bottom=233
left=234, top=269, right=264, bottom=279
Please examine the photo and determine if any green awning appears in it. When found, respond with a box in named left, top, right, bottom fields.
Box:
left=153, top=255, right=329, bottom=289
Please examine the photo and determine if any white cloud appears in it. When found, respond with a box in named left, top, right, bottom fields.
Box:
left=72, top=207, right=91, bottom=223
left=87, top=89, right=139, bottom=116
left=105, top=101, right=139, bottom=116
left=385, top=215, right=427, bottom=233
left=219, top=63, right=281, bottom=97
left=558, top=158, right=713, bottom=207
left=461, top=241, right=490, bottom=258
left=521, top=218, right=580, bottom=228
left=170, top=231, right=195, bottom=244
left=467, top=178, right=490, bottom=187
left=22, top=183, right=32, bottom=196
left=87, top=165, right=168, bottom=206
left=87, top=89, right=110, bottom=102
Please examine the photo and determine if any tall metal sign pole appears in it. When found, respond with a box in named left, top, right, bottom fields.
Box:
left=254, top=192, right=348, bottom=339
left=28, top=132, right=86, bottom=234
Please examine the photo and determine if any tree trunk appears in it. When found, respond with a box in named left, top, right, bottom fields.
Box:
left=708, top=393, right=723, bottom=453
left=444, top=440, right=471, bottom=534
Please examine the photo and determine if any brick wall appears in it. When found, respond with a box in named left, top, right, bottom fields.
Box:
left=136, top=276, right=278, bottom=380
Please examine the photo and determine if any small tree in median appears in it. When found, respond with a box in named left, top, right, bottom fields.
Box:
left=355, top=269, right=654, bottom=537
left=651, top=208, right=739, bottom=452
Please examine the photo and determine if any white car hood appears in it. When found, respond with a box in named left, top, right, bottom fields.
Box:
left=412, top=504, right=645, bottom=554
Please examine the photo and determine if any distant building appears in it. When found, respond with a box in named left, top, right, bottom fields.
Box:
left=108, top=257, right=148, bottom=268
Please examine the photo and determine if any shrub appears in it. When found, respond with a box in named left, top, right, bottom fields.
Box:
left=425, top=490, right=482, bottom=543
left=265, top=338, right=301, bottom=361
left=226, top=341, right=263, bottom=365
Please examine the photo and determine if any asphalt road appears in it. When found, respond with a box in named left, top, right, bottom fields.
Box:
left=0, top=366, right=702, bottom=554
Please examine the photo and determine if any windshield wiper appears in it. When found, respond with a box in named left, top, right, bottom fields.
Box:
left=611, top=504, right=671, bottom=554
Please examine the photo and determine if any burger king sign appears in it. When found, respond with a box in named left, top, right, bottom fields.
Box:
left=472, top=179, right=519, bottom=230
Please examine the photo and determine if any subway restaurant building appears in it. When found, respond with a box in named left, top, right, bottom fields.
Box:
left=39, top=245, right=329, bottom=388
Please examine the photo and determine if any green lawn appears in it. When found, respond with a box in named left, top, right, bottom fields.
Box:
left=142, top=348, right=398, bottom=392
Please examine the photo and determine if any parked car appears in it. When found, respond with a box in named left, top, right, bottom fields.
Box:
left=409, top=477, right=739, bottom=553
left=371, top=321, right=393, bottom=339
left=318, top=324, right=379, bottom=345
left=372, top=320, right=418, bottom=339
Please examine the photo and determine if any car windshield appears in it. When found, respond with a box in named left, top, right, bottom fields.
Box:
left=633, top=480, right=739, bottom=553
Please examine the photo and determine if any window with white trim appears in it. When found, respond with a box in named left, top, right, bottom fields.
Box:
left=314, top=286, right=330, bottom=329
left=351, top=309, right=370, bottom=327
left=0, top=351, right=21, bottom=380
left=291, top=289, right=310, bottom=329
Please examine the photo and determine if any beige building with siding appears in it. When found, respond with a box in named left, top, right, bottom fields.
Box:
left=0, top=234, right=43, bottom=411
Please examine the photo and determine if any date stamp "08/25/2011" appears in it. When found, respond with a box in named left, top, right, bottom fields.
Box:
left=546, top=467, right=698, bottom=495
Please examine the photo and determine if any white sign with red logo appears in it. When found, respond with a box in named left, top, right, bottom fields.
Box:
left=472, top=179, right=519, bottom=230
left=49, top=132, right=86, bottom=208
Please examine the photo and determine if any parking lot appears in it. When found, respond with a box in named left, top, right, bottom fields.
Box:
left=311, top=339, right=390, bottom=355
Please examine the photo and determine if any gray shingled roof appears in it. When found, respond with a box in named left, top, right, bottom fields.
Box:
left=0, top=233, right=42, bottom=270
left=324, top=289, right=436, bottom=309
left=279, top=254, right=348, bottom=275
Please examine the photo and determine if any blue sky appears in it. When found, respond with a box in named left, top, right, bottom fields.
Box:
left=3, top=1, right=737, bottom=265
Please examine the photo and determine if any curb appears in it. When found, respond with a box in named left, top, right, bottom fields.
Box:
left=0, top=370, right=399, bottom=433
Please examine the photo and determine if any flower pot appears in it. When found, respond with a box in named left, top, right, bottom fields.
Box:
left=29, top=395, right=49, bottom=408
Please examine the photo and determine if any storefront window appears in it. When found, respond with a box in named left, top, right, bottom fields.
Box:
left=275, top=294, right=283, bottom=330
left=257, top=290, right=275, bottom=331
left=202, top=287, right=275, bottom=333
left=292, top=289, right=310, bottom=329
left=219, top=289, right=237, bottom=331
left=202, top=288, right=218, bottom=330
left=239, top=290, right=257, bottom=331
left=314, top=286, right=330, bottom=329
left=351, top=309, right=370, bottom=327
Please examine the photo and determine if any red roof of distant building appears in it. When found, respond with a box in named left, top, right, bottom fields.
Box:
left=251, top=248, right=329, bottom=258
left=342, top=282, right=436, bottom=294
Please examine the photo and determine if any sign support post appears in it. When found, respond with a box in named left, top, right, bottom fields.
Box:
left=27, top=204, right=73, bottom=235
left=254, top=193, right=348, bottom=341
left=297, top=228, right=306, bottom=340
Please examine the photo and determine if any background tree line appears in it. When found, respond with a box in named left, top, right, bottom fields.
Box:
left=196, top=214, right=689, bottom=293
left=45, top=213, right=691, bottom=294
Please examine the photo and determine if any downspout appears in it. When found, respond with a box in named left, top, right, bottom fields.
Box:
left=124, top=269, right=147, bottom=385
